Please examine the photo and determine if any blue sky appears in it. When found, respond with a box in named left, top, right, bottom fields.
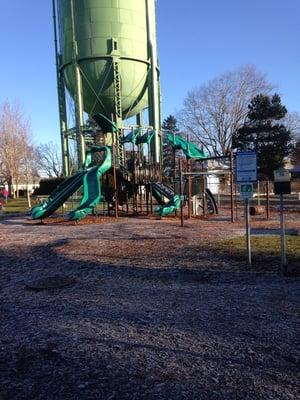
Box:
left=0, top=0, right=299, bottom=145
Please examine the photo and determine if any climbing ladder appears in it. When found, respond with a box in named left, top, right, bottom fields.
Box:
left=112, top=58, right=124, bottom=168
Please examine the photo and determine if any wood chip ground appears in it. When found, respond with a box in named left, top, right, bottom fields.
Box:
left=0, top=213, right=299, bottom=399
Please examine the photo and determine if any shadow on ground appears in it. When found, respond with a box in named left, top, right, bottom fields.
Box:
left=0, top=234, right=299, bottom=400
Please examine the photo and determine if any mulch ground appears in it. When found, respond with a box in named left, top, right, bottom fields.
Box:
left=0, top=211, right=299, bottom=400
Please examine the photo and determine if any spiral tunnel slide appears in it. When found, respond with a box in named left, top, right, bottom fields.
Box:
left=31, top=147, right=112, bottom=221
left=151, top=182, right=218, bottom=217
left=151, top=182, right=181, bottom=217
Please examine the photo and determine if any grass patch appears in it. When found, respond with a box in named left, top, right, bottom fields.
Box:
left=1, top=197, right=30, bottom=213
left=214, top=235, right=300, bottom=269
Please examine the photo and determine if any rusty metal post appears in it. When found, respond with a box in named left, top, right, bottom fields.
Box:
left=146, top=186, right=149, bottom=215
left=202, top=162, right=206, bottom=218
left=179, top=159, right=184, bottom=227
left=280, top=194, right=287, bottom=275
left=266, top=180, right=270, bottom=220
left=105, top=173, right=110, bottom=216
left=187, top=135, right=191, bottom=219
left=245, top=198, right=252, bottom=265
left=230, top=151, right=235, bottom=223
left=188, top=159, right=192, bottom=219
left=235, top=182, right=238, bottom=221
left=186, top=134, right=192, bottom=219
left=150, top=185, right=153, bottom=215
left=173, top=148, right=177, bottom=217
left=111, top=135, right=119, bottom=219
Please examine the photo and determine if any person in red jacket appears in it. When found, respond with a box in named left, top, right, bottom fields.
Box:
left=1, top=188, right=9, bottom=203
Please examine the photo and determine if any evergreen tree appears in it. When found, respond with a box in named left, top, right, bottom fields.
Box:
left=233, top=94, right=293, bottom=179
left=162, top=115, right=179, bottom=178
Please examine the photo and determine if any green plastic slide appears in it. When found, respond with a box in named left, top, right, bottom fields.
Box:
left=67, top=146, right=112, bottom=221
left=121, top=128, right=141, bottom=145
left=121, top=129, right=155, bottom=145
left=151, top=182, right=181, bottom=217
left=92, top=113, right=118, bottom=132
left=31, top=170, right=86, bottom=220
left=136, top=130, right=155, bottom=145
left=167, top=133, right=208, bottom=159
left=155, top=195, right=181, bottom=217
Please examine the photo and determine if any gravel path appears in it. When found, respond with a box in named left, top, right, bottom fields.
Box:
left=0, top=215, right=299, bottom=400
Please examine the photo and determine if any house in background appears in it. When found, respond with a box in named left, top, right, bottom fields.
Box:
left=0, top=177, right=40, bottom=197
left=291, top=164, right=300, bottom=178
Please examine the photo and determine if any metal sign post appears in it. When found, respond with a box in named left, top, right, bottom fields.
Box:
left=240, top=183, right=253, bottom=265
left=274, top=168, right=291, bottom=275
left=245, top=198, right=251, bottom=265
left=236, top=152, right=257, bottom=266
left=280, top=194, right=287, bottom=272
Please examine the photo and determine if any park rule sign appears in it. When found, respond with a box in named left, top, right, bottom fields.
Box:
left=236, top=151, right=257, bottom=183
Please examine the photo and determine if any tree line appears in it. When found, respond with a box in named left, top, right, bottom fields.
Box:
left=164, top=65, right=300, bottom=180
left=1, top=65, right=300, bottom=194
left=0, top=101, right=67, bottom=198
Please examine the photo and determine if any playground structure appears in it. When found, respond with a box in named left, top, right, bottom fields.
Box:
left=31, top=130, right=226, bottom=221
left=31, top=0, right=225, bottom=222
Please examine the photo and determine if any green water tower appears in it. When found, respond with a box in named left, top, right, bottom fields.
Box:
left=53, top=0, right=161, bottom=175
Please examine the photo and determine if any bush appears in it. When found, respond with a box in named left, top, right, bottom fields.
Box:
left=33, top=177, right=66, bottom=196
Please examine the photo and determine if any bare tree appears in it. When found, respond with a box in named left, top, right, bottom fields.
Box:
left=22, top=144, right=40, bottom=207
left=282, top=111, right=300, bottom=140
left=291, top=139, right=300, bottom=166
left=0, top=101, right=33, bottom=197
left=36, top=141, right=78, bottom=178
left=177, top=65, right=274, bottom=156
left=36, top=141, right=62, bottom=178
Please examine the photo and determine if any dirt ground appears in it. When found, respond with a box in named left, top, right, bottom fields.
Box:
left=0, top=211, right=299, bottom=400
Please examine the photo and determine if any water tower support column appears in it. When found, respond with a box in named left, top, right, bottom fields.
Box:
left=146, top=0, right=161, bottom=164
left=53, top=0, right=70, bottom=176
left=70, top=0, right=85, bottom=168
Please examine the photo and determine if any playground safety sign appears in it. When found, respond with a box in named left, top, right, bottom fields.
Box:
left=235, top=151, right=257, bottom=267
left=236, top=151, right=257, bottom=183
left=240, top=183, right=253, bottom=200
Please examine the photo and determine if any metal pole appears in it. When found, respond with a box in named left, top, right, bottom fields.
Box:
left=145, top=0, right=161, bottom=163
left=266, top=181, right=270, bottom=220
left=148, top=140, right=153, bottom=215
left=138, top=146, right=143, bottom=213
left=179, top=159, right=184, bottom=227
left=280, top=194, right=287, bottom=274
left=52, top=0, right=69, bottom=176
left=202, top=162, right=206, bottom=217
left=133, top=141, right=138, bottom=214
left=230, top=151, right=235, bottom=223
left=173, top=143, right=177, bottom=217
left=245, top=198, right=251, bottom=265
left=173, top=149, right=176, bottom=184
left=146, top=186, right=149, bottom=215
left=112, top=134, right=118, bottom=219
left=235, top=182, right=238, bottom=221
left=187, top=135, right=192, bottom=219
left=187, top=159, right=192, bottom=219
left=70, top=0, right=85, bottom=167
left=150, top=185, right=153, bottom=215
